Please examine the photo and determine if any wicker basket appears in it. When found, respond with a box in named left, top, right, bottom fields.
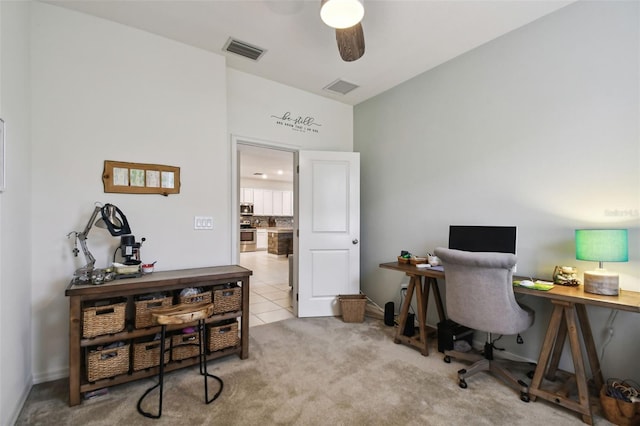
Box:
left=82, top=300, right=126, bottom=338
left=86, top=343, right=129, bottom=382
left=134, top=295, right=173, bottom=329
left=179, top=290, right=212, bottom=305
left=338, top=294, right=367, bottom=323
left=397, top=256, right=409, bottom=264
left=213, top=285, right=242, bottom=314
left=600, top=385, right=640, bottom=426
left=208, top=321, right=240, bottom=352
left=132, top=337, right=170, bottom=371
left=171, top=331, right=201, bottom=361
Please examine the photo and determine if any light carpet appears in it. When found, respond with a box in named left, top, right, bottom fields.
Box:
left=16, top=317, right=612, bottom=425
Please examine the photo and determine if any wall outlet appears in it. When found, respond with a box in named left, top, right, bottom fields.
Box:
left=194, top=216, right=214, bottom=230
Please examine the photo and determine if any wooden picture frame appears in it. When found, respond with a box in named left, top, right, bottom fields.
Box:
left=102, top=160, right=180, bottom=196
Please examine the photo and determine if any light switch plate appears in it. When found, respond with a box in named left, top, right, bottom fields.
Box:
left=194, top=216, right=214, bottom=230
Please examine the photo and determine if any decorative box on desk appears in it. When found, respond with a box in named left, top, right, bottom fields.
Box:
left=65, top=265, right=252, bottom=407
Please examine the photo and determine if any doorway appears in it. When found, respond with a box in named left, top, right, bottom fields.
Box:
left=237, top=142, right=296, bottom=327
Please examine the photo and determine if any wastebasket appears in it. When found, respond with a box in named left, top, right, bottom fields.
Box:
left=338, top=294, right=367, bottom=323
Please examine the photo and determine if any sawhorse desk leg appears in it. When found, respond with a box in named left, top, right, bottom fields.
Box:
left=393, top=274, right=445, bottom=356
left=529, top=300, right=603, bottom=425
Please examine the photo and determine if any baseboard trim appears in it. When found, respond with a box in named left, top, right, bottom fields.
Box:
left=8, top=374, right=32, bottom=426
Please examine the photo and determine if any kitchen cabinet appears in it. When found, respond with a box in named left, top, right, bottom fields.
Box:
left=241, top=188, right=254, bottom=203
left=256, top=229, right=267, bottom=250
left=272, top=191, right=283, bottom=215
left=283, top=191, right=293, bottom=216
left=64, top=265, right=251, bottom=406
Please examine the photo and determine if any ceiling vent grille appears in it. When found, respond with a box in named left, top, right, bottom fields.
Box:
left=223, top=38, right=266, bottom=61
left=323, top=79, right=359, bottom=95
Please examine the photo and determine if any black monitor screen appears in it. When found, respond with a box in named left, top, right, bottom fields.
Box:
left=448, top=226, right=517, bottom=254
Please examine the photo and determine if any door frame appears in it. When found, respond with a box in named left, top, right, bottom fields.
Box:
left=230, top=134, right=300, bottom=265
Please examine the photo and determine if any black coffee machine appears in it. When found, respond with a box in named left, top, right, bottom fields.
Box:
left=119, top=235, right=145, bottom=265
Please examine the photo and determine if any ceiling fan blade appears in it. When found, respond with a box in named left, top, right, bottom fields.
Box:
left=335, top=22, right=365, bottom=62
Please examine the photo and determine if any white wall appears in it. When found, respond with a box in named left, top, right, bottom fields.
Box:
left=228, top=69, right=353, bottom=152
left=355, top=0, right=639, bottom=382
left=0, top=1, right=32, bottom=423
left=30, top=2, right=228, bottom=382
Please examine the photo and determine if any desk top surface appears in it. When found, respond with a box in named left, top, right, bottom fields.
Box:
left=66, top=265, right=252, bottom=297
left=379, top=261, right=640, bottom=314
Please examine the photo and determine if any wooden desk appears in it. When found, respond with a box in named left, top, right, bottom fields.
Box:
left=379, top=261, right=640, bottom=424
left=379, top=262, right=446, bottom=356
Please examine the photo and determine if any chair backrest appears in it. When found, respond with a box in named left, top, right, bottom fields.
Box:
left=434, top=247, right=532, bottom=335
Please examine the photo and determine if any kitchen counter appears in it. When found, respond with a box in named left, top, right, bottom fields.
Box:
left=265, top=227, right=293, bottom=233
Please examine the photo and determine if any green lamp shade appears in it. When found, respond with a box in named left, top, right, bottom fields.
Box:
left=575, top=229, right=628, bottom=262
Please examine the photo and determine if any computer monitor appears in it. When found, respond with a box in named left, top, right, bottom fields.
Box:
left=448, top=225, right=517, bottom=254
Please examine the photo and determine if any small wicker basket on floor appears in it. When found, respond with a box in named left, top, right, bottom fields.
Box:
left=338, top=294, right=367, bottom=323
left=600, top=385, right=640, bottom=426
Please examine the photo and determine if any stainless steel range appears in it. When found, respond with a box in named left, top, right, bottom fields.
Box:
left=240, top=227, right=257, bottom=252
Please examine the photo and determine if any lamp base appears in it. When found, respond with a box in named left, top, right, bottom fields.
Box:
left=583, top=270, right=619, bottom=296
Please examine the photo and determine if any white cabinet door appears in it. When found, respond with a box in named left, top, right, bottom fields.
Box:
left=256, top=229, right=267, bottom=250
left=272, top=191, right=283, bottom=215
left=263, top=190, right=273, bottom=215
left=241, top=188, right=253, bottom=203
left=282, top=190, right=293, bottom=216
left=253, top=189, right=264, bottom=215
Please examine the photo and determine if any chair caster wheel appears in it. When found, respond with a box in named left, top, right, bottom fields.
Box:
left=459, top=379, right=467, bottom=389
left=520, top=392, right=530, bottom=402
left=444, top=356, right=451, bottom=363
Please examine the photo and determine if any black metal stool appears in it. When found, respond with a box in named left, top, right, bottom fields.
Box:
left=137, top=302, right=223, bottom=419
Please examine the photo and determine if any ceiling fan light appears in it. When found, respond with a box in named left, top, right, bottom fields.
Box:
left=320, top=0, right=364, bottom=29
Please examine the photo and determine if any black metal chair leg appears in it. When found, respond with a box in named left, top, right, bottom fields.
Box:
left=136, top=325, right=167, bottom=419
left=199, top=319, right=223, bottom=404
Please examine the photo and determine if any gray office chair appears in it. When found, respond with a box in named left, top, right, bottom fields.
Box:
left=434, top=247, right=534, bottom=402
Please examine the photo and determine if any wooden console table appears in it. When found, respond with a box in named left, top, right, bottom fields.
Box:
left=380, top=261, right=640, bottom=424
left=65, top=265, right=251, bottom=406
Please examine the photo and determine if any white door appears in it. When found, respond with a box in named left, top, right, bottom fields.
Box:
left=296, top=151, right=360, bottom=317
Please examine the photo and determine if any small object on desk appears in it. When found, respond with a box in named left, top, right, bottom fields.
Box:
left=416, top=263, right=431, bottom=268
left=513, top=280, right=555, bottom=291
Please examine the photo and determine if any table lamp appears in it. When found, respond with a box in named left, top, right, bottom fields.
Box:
left=575, top=229, right=628, bottom=295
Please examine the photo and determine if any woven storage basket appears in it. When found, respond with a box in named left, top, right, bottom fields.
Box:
left=132, top=338, right=170, bottom=371
left=134, top=295, right=173, bottom=329
left=208, top=321, right=240, bottom=352
left=338, top=294, right=367, bottom=323
left=179, top=290, right=212, bottom=305
left=213, top=286, right=242, bottom=314
left=86, top=344, right=129, bottom=382
left=171, top=332, right=201, bottom=361
left=82, top=300, right=126, bottom=338
left=600, top=385, right=640, bottom=426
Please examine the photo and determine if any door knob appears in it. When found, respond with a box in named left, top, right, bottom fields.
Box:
left=352, top=239, right=359, bottom=245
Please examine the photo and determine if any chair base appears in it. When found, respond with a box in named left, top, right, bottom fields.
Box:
left=444, top=342, right=531, bottom=402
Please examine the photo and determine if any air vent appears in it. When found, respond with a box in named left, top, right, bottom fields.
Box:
left=223, top=38, right=266, bottom=61
left=323, top=79, right=359, bottom=95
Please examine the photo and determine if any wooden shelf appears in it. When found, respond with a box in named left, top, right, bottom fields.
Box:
left=66, top=266, right=252, bottom=406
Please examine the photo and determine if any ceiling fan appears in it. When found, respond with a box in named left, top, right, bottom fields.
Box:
left=320, top=0, right=365, bottom=62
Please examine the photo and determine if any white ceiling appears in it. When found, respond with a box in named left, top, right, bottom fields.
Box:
left=46, top=0, right=573, bottom=106
left=43, top=0, right=574, bottom=182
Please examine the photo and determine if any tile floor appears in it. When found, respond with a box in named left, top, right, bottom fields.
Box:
left=239, top=251, right=296, bottom=327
